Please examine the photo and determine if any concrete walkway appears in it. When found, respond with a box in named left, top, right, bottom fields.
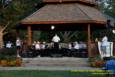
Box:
left=0, top=57, right=101, bottom=70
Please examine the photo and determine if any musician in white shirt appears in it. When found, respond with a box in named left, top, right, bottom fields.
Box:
left=35, top=41, right=41, bottom=50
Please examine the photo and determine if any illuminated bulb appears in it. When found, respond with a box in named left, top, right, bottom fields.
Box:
left=112, top=29, right=115, bottom=34
left=51, top=25, right=55, bottom=30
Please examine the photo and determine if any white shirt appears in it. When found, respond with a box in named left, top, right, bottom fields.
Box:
left=102, top=36, right=109, bottom=46
left=35, top=43, right=41, bottom=50
left=74, top=42, right=79, bottom=49
left=16, top=39, right=21, bottom=46
left=52, top=35, right=60, bottom=42
left=68, top=43, right=72, bottom=49
left=41, top=44, right=45, bottom=49
left=102, top=36, right=108, bottom=42
left=6, top=42, right=12, bottom=48
left=79, top=43, right=87, bottom=49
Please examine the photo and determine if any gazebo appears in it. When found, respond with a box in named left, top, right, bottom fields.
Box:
left=19, top=0, right=107, bottom=57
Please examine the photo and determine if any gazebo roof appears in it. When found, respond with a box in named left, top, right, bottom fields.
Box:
left=21, top=0, right=106, bottom=25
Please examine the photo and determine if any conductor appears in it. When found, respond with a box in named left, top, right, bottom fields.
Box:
left=52, top=34, right=60, bottom=49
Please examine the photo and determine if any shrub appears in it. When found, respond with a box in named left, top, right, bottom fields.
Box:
left=88, top=56, right=105, bottom=68
left=0, top=60, right=8, bottom=67
left=0, top=57, right=22, bottom=67
left=0, top=48, right=16, bottom=56
left=0, top=48, right=22, bottom=67
left=94, top=60, right=105, bottom=67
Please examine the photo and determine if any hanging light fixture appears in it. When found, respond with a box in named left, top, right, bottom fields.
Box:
left=112, top=23, right=115, bottom=34
left=112, top=29, right=115, bottom=34
left=51, top=25, right=55, bottom=30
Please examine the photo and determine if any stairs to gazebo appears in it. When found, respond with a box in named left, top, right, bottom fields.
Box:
left=22, top=57, right=89, bottom=68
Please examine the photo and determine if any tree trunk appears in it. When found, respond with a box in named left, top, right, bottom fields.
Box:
left=0, top=22, right=10, bottom=48
left=0, top=32, right=4, bottom=48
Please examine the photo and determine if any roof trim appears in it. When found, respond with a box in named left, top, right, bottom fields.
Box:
left=20, top=3, right=106, bottom=25
left=43, top=0, right=96, bottom=6
left=21, top=20, right=106, bottom=25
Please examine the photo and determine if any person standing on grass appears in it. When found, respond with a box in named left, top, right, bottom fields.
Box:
left=16, top=38, right=22, bottom=57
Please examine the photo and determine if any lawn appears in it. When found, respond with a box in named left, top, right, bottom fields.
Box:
left=0, top=70, right=113, bottom=77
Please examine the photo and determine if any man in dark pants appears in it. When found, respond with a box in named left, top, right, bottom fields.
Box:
left=52, top=34, right=60, bottom=50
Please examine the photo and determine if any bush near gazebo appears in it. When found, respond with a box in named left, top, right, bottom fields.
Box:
left=88, top=55, right=115, bottom=68
left=88, top=56, right=106, bottom=68
left=0, top=48, right=22, bottom=67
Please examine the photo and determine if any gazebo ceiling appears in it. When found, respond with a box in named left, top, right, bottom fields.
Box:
left=21, top=3, right=106, bottom=25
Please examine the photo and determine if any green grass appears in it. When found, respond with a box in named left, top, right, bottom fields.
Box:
left=0, top=70, right=113, bottom=77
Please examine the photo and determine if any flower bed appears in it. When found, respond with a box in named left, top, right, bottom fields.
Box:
left=90, top=60, right=105, bottom=67
left=88, top=56, right=105, bottom=68
left=0, top=48, right=22, bottom=67
left=0, top=57, right=22, bottom=67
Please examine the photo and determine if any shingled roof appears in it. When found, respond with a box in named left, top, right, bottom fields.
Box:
left=21, top=0, right=106, bottom=25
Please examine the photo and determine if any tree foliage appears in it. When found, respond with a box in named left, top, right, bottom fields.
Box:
left=97, top=0, right=115, bottom=18
left=0, top=0, right=41, bottom=48
left=0, top=0, right=40, bottom=29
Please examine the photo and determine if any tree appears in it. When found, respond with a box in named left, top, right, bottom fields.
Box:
left=97, top=0, right=115, bottom=18
left=0, top=0, right=40, bottom=48
left=0, top=0, right=13, bottom=48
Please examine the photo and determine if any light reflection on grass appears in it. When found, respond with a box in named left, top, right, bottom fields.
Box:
left=0, top=70, right=113, bottom=77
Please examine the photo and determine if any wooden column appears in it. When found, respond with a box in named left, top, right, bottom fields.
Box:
left=27, top=26, right=32, bottom=46
left=87, top=24, right=91, bottom=57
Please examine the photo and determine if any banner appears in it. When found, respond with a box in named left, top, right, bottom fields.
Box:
left=98, top=42, right=113, bottom=58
